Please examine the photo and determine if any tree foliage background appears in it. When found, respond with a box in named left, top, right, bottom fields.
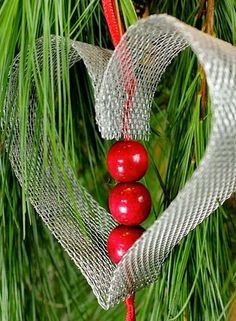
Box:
left=0, top=0, right=235, bottom=320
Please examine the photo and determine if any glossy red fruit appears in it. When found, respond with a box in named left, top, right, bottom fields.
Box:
left=107, top=225, right=145, bottom=264
left=109, top=182, right=151, bottom=225
left=107, top=141, right=148, bottom=182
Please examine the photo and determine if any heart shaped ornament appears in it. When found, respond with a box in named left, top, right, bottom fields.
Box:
left=3, top=14, right=236, bottom=309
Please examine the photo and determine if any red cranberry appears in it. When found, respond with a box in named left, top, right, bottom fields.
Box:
left=107, top=141, right=148, bottom=182
left=109, top=182, right=151, bottom=225
left=107, top=225, right=145, bottom=264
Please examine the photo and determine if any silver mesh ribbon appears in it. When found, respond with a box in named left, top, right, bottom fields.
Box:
left=3, top=14, right=236, bottom=309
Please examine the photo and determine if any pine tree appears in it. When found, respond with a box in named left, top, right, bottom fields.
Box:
left=0, top=1, right=235, bottom=320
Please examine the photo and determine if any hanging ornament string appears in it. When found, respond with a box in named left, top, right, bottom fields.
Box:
left=101, top=1, right=135, bottom=320
left=101, top=0, right=124, bottom=47
left=101, top=0, right=135, bottom=140
left=101, top=2, right=150, bottom=321
left=125, top=295, right=136, bottom=321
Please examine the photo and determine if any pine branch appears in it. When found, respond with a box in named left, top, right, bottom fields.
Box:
left=198, top=0, right=215, bottom=120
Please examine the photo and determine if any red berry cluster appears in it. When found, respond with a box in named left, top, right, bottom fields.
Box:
left=107, top=140, right=151, bottom=264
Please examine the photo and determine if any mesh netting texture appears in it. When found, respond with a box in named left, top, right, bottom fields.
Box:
left=3, top=14, right=236, bottom=309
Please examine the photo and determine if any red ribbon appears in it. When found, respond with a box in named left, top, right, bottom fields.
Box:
left=125, top=295, right=136, bottom=321
left=101, top=0, right=136, bottom=141
left=101, top=0, right=124, bottom=47
left=101, top=3, right=136, bottom=320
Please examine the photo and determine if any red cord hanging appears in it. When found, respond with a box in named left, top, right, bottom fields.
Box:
left=125, top=295, right=136, bottom=321
left=102, top=0, right=135, bottom=140
left=102, top=2, right=150, bottom=320
left=101, top=0, right=124, bottom=47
